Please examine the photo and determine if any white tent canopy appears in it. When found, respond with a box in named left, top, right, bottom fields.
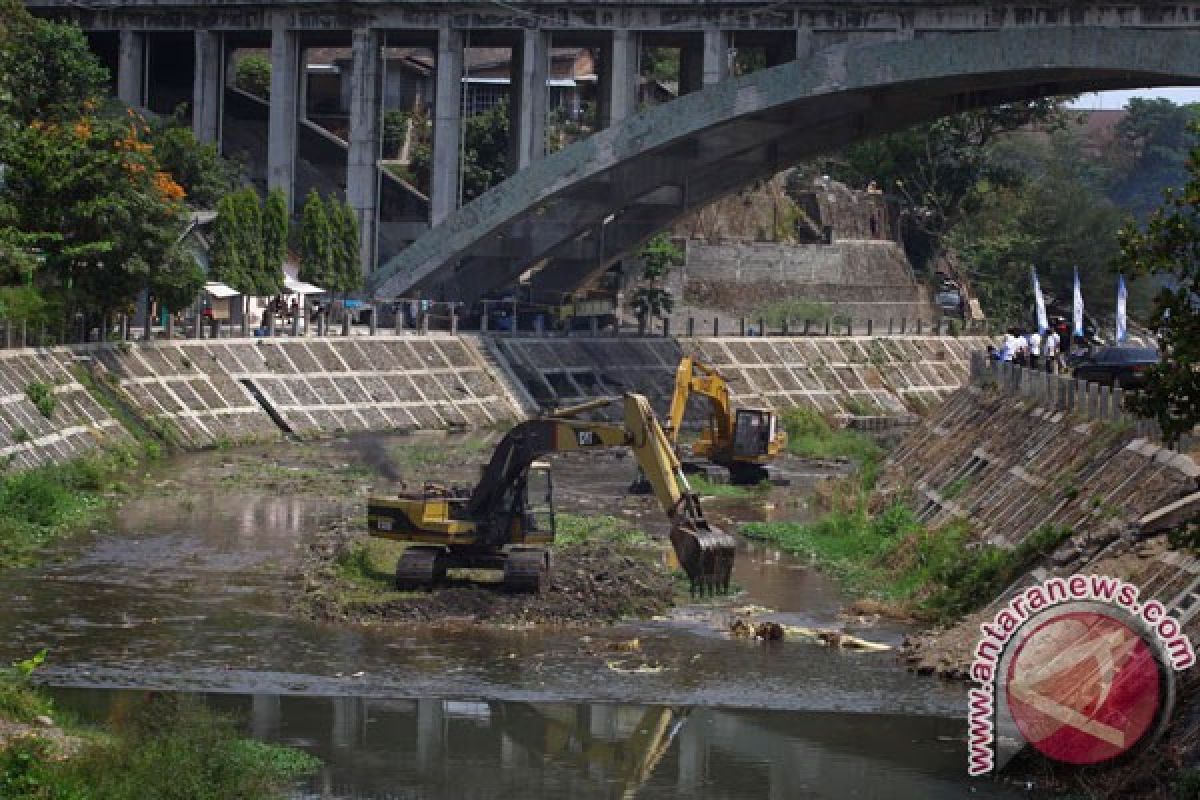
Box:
left=203, top=281, right=240, bottom=299
left=284, top=276, right=324, bottom=295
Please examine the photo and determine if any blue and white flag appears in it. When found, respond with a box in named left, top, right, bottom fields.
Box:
left=1031, top=267, right=1048, bottom=334
left=1073, top=267, right=1084, bottom=338
left=1116, top=274, right=1128, bottom=343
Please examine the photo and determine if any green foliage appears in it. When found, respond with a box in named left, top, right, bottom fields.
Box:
left=262, top=189, right=289, bottom=285
left=0, top=451, right=134, bottom=569
left=925, top=524, right=1073, bottom=618
left=780, top=406, right=883, bottom=467
left=640, top=47, right=679, bottom=85
left=382, top=109, right=410, bottom=159
left=146, top=120, right=239, bottom=210
left=0, top=653, right=52, bottom=724
left=24, top=382, right=55, bottom=419
left=1108, top=98, right=1200, bottom=220
left=408, top=102, right=509, bottom=203
left=327, top=199, right=362, bottom=294
left=631, top=234, right=681, bottom=323
left=0, top=286, right=53, bottom=326
left=0, top=11, right=107, bottom=126
left=0, top=693, right=320, bottom=800
left=234, top=54, right=272, bottom=99
left=553, top=514, right=650, bottom=547
left=299, top=190, right=335, bottom=287
left=754, top=299, right=834, bottom=328
left=685, top=475, right=764, bottom=499
left=950, top=131, right=1125, bottom=322
left=1118, top=120, right=1200, bottom=444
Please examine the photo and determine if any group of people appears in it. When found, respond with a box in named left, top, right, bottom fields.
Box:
left=989, top=323, right=1076, bottom=372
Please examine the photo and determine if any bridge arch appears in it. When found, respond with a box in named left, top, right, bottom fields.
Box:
left=368, top=27, right=1200, bottom=303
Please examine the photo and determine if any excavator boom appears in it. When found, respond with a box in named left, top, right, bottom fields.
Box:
left=462, top=393, right=734, bottom=592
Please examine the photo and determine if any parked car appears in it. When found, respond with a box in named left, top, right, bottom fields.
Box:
left=1071, top=346, right=1160, bottom=388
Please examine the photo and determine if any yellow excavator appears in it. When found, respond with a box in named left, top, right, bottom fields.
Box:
left=366, top=393, right=736, bottom=594
left=665, top=356, right=788, bottom=485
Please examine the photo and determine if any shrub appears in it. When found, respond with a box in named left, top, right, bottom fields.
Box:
left=234, top=54, right=271, bottom=98
left=24, top=382, right=55, bottom=419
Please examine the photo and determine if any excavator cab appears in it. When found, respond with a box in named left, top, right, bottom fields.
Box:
left=519, top=461, right=556, bottom=539
left=731, top=409, right=778, bottom=459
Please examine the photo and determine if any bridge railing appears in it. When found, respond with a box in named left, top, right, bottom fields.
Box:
left=968, top=351, right=1195, bottom=454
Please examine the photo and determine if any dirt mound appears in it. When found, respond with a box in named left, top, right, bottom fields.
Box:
left=298, top=521, right=676, bottom=628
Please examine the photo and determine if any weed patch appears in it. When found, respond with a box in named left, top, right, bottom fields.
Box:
left=24, top=383, right=55, bottom=419
left=553, top=514, right=651, bottom=548
left=685, top=476, right=767, bottom=499
left=780, top=407, right=882, bottom=468
left=0, top=451, right=136, bottom=569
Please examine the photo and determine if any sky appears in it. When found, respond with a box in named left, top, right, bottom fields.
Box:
left=1070, top=87, right=1200, bottom=110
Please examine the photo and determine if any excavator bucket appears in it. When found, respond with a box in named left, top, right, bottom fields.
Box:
left=669, top=519, right=737, bottom=594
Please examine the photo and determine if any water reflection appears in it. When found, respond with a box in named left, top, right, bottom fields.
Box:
left=52, top=690, right=1020, bottom=800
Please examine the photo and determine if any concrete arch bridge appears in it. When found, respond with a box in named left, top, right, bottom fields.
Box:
left=367, top=27, right=1200, bottom=304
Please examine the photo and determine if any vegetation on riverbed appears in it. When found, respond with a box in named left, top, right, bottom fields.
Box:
left=0, top=656, right=319, bottom=800
left=780, top=407, right=882, bottom=471
left=742, top=496, right=1072, bottom=621
left=0, top=450, right=137, bottom=569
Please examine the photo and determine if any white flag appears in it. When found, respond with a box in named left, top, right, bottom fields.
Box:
left=1073, top=267, right=1084, bottom=338
left=1116, top=274, right=1128, bottom=343
left=1031, top=267, right=1048, bottom=334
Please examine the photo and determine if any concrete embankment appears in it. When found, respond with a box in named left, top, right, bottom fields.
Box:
left=497, top=335, right=990, bottom=418
left=887, top=363, right=1200, bottom=676
left=0, top=333, right=985, bottom=461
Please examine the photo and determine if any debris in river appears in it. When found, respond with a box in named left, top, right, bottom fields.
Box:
left=729, top=617, right=785, bottom=641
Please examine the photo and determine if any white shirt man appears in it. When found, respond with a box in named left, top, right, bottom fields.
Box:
left=1028, top=331, right=1042, bottom=358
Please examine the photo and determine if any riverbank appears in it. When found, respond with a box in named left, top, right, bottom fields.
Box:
left=0, top=659, right=319, bottom=800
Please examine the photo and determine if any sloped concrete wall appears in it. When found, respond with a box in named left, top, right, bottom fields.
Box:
left=496, top=335, right=990, bottom=418
left=881, top=388, right=1196, bottom=549
left=82, top=336, right=522, bottom=448
left=0, top=349, right=127, bottom=469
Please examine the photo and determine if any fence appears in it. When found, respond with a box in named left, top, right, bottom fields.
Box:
left=969, top=352, right=1195, bottom=453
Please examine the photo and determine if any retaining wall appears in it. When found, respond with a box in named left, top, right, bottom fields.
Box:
left=0, top=348, right=127, bottom=469
left=496, top=335, right=991, bottom=418
left=885, top=381, right=1200, bottom=675
left=81, top=336, right=523, bottom=448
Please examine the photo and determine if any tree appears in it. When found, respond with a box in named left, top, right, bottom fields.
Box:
left=631, top=234, right=680, bottom=330
left=408, top=101, right=509, bottom=203
left=1106, top=98, right=1200, bottom=220
left=329, top=199, right=362, bottom=293
left=261, top=188, right=289, bottom=294
left=234, top=55, right=271, bottom=99
left=817, top=99, right=1070, bottom=271
left=1116, top=120, right=1200, bottom=445
left=209, top=192, right=248, bottom=292
left=147, top=116, right=239, bottom=209
left=0, top=9, right=107, bottom=125
left=299, top=190, right=334, bottom=289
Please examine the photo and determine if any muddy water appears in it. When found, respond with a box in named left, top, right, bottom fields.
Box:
left=49, top=688, right=1021, bottom=799
left=0, top=435, right=1008, bottom=796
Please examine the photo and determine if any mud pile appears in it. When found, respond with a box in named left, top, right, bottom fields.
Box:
left=299, top=522, right=676, bottom=627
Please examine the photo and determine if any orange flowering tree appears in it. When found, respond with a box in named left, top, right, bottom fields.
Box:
left=0, top=2, right=204, bottom=326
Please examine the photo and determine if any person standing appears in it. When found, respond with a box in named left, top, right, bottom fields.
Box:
left=1044, top=329, right=1059, bottom=372
left=1027, top=329, right=1042, bottom=370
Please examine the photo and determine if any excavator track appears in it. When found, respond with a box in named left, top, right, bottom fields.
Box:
left=395, top=546, right=447, bottom=591
left=670, top=522, right=737, bottom=594
left=503, top=547, right=551, bottom=594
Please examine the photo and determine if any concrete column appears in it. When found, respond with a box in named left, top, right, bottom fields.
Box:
left=347, top=28, right=382, bottom=275
left=702, top=28, right=731, bottom=86
left=1098, top=384, right=1112, bottom=420
left=268, top=23, right=300, bottom=212
left=795, top=24, right=815, bottom=61
left=512, top=28, right=549, bottom=169
left=192, top=31, right=222, bottom=144
left=117, top=30, right=145, bottom=108
left=431, top=27, right=464, bottom=225
left=599, top=29, right=638, bottom=127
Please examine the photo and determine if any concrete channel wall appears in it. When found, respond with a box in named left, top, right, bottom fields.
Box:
left=496, top=335, right=992, bottom=418
left=0, top=333, right=989, bottom=459
left=0, top=348, right=128, bottom=470
left=77, top=336, right=524, bottom=448
left=882, top=377, right=1200, bottom=673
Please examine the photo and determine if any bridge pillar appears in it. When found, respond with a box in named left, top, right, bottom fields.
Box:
left=117, top=30, right=145, bottom=108
left=511, top=28, right=549, bottom=169
left=598, top=29, right=638, bottom=127
left=268, top=23, right=300, bottom=212
left=347, top=28, right=382, bottom=275
left=192, top=30, right=221, bottom=144
left=431, top=27, right=464, bottom=225
left=702, top=28, right=731, bottom=86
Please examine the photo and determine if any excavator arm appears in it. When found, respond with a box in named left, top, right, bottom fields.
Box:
left=464, top=393, right=735, bottom=592
left=665, top=356, right=736, bottom=448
